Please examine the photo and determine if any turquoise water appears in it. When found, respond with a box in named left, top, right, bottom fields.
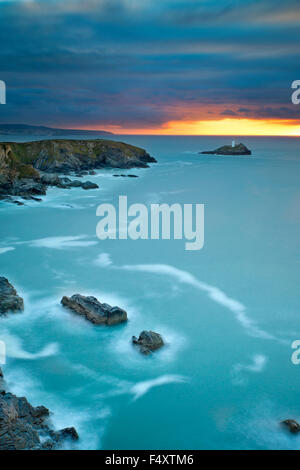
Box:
left=1, top=135, right=300, bottom=450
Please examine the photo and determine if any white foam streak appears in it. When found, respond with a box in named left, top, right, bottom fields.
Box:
left=26, top=235, right=97, bottom=249
left=130, top=375, right=187, bottom=401
left=120, top=263, right=275, bottom=340
left=1, top=332, right=59, bottom=360
left=0, top=247, right=15, bottom=254
left=234, top=354, right=267, bottom=374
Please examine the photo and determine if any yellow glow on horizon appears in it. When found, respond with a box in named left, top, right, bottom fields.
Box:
left=77, top=118, right=300, bottom=136
left=112, top=118, right=300, bottom=136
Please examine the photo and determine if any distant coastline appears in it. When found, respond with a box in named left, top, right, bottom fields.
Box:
left=0, top=123, right=113, bottom=137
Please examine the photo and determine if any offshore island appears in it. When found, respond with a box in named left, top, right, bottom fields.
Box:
left=200, top=142, right=252, bottom=156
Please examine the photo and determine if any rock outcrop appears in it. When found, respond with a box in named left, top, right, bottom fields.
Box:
left=61, top=294, right=128, bottom=325
left=132, top=330, right=164, bottom=355
left=81, top=181, right=99, bottom=190
left=0, top=370, right=79, bottom=450
left=200, top=143, right=251, bottom=155
left=0, top=139, right=156, bottom=201
left=40, top=173, right=99, bottom=190
left=281, top=419, right=300, bottom=434
left=113, top=174, right=138, bottom=178
left=0, top=277, right=24, bottom=316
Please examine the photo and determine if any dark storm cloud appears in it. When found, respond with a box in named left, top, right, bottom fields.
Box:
left=0, top=0, right=299, bottom=128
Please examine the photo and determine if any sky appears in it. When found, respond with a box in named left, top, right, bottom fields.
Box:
left=0, top=0, right=300, bottom=135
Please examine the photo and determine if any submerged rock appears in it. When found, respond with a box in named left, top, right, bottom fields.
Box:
left=61, top=294, right=128, bottom=325
left=12, top=200, right=25, bottom=206
left=200, top=143, right=251, bottom=156
left=0, top=384, right=79, bottom=450
left=0, top=277, right=24, bottom=315
left=68, top=180, right=84, bottom=188
left=113, top=174, right=138, bottom=178
left=81, top=181, right=99, bottom=190
left=281, top=419, right=300, bottom=434
left=132, top=330, right=164, bottom=355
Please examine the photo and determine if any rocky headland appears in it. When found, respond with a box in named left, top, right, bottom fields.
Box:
left=200, top=143, right=251, bottom=155
left=0, top=139, right=156, bottom=202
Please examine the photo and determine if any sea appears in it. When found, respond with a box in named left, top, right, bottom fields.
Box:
left=1, top=134, right=300, bottom=450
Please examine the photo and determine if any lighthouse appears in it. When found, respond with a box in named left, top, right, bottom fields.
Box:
left=232, top=140, right=235, bottom=148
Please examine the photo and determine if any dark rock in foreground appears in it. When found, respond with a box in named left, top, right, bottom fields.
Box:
left=132, top=330, right=164, bottom=355
left=281, top=419, right=300, bottom=434
left=200, top=143, right=251, bottom=156
left=61, top=294, right=128, bottom=325
left=0, top=277, right=24, bottom=316
left=0, top=372, right=79, bottom=450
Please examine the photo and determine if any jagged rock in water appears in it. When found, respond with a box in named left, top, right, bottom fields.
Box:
left=0, top=277, right=24, bottom=316
left=132, top=330, right=164, bottom=355
left=281, top=419, right=300, bottom=434
left=0, top=389, right=78, bottom=450
left=200, top=143, right=251, bottom=155
left=61, top=294, right=128, bottom=325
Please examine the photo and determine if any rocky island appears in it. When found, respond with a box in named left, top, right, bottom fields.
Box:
left=200, top=142, right=251, bottom=156
left=0, top=139, right=156, bottom=202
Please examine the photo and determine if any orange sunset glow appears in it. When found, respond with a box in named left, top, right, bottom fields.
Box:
left=84, top=118, right=300, bottom=136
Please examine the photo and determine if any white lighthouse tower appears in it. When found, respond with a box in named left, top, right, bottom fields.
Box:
left=232, top=140, right=236, bottom=148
